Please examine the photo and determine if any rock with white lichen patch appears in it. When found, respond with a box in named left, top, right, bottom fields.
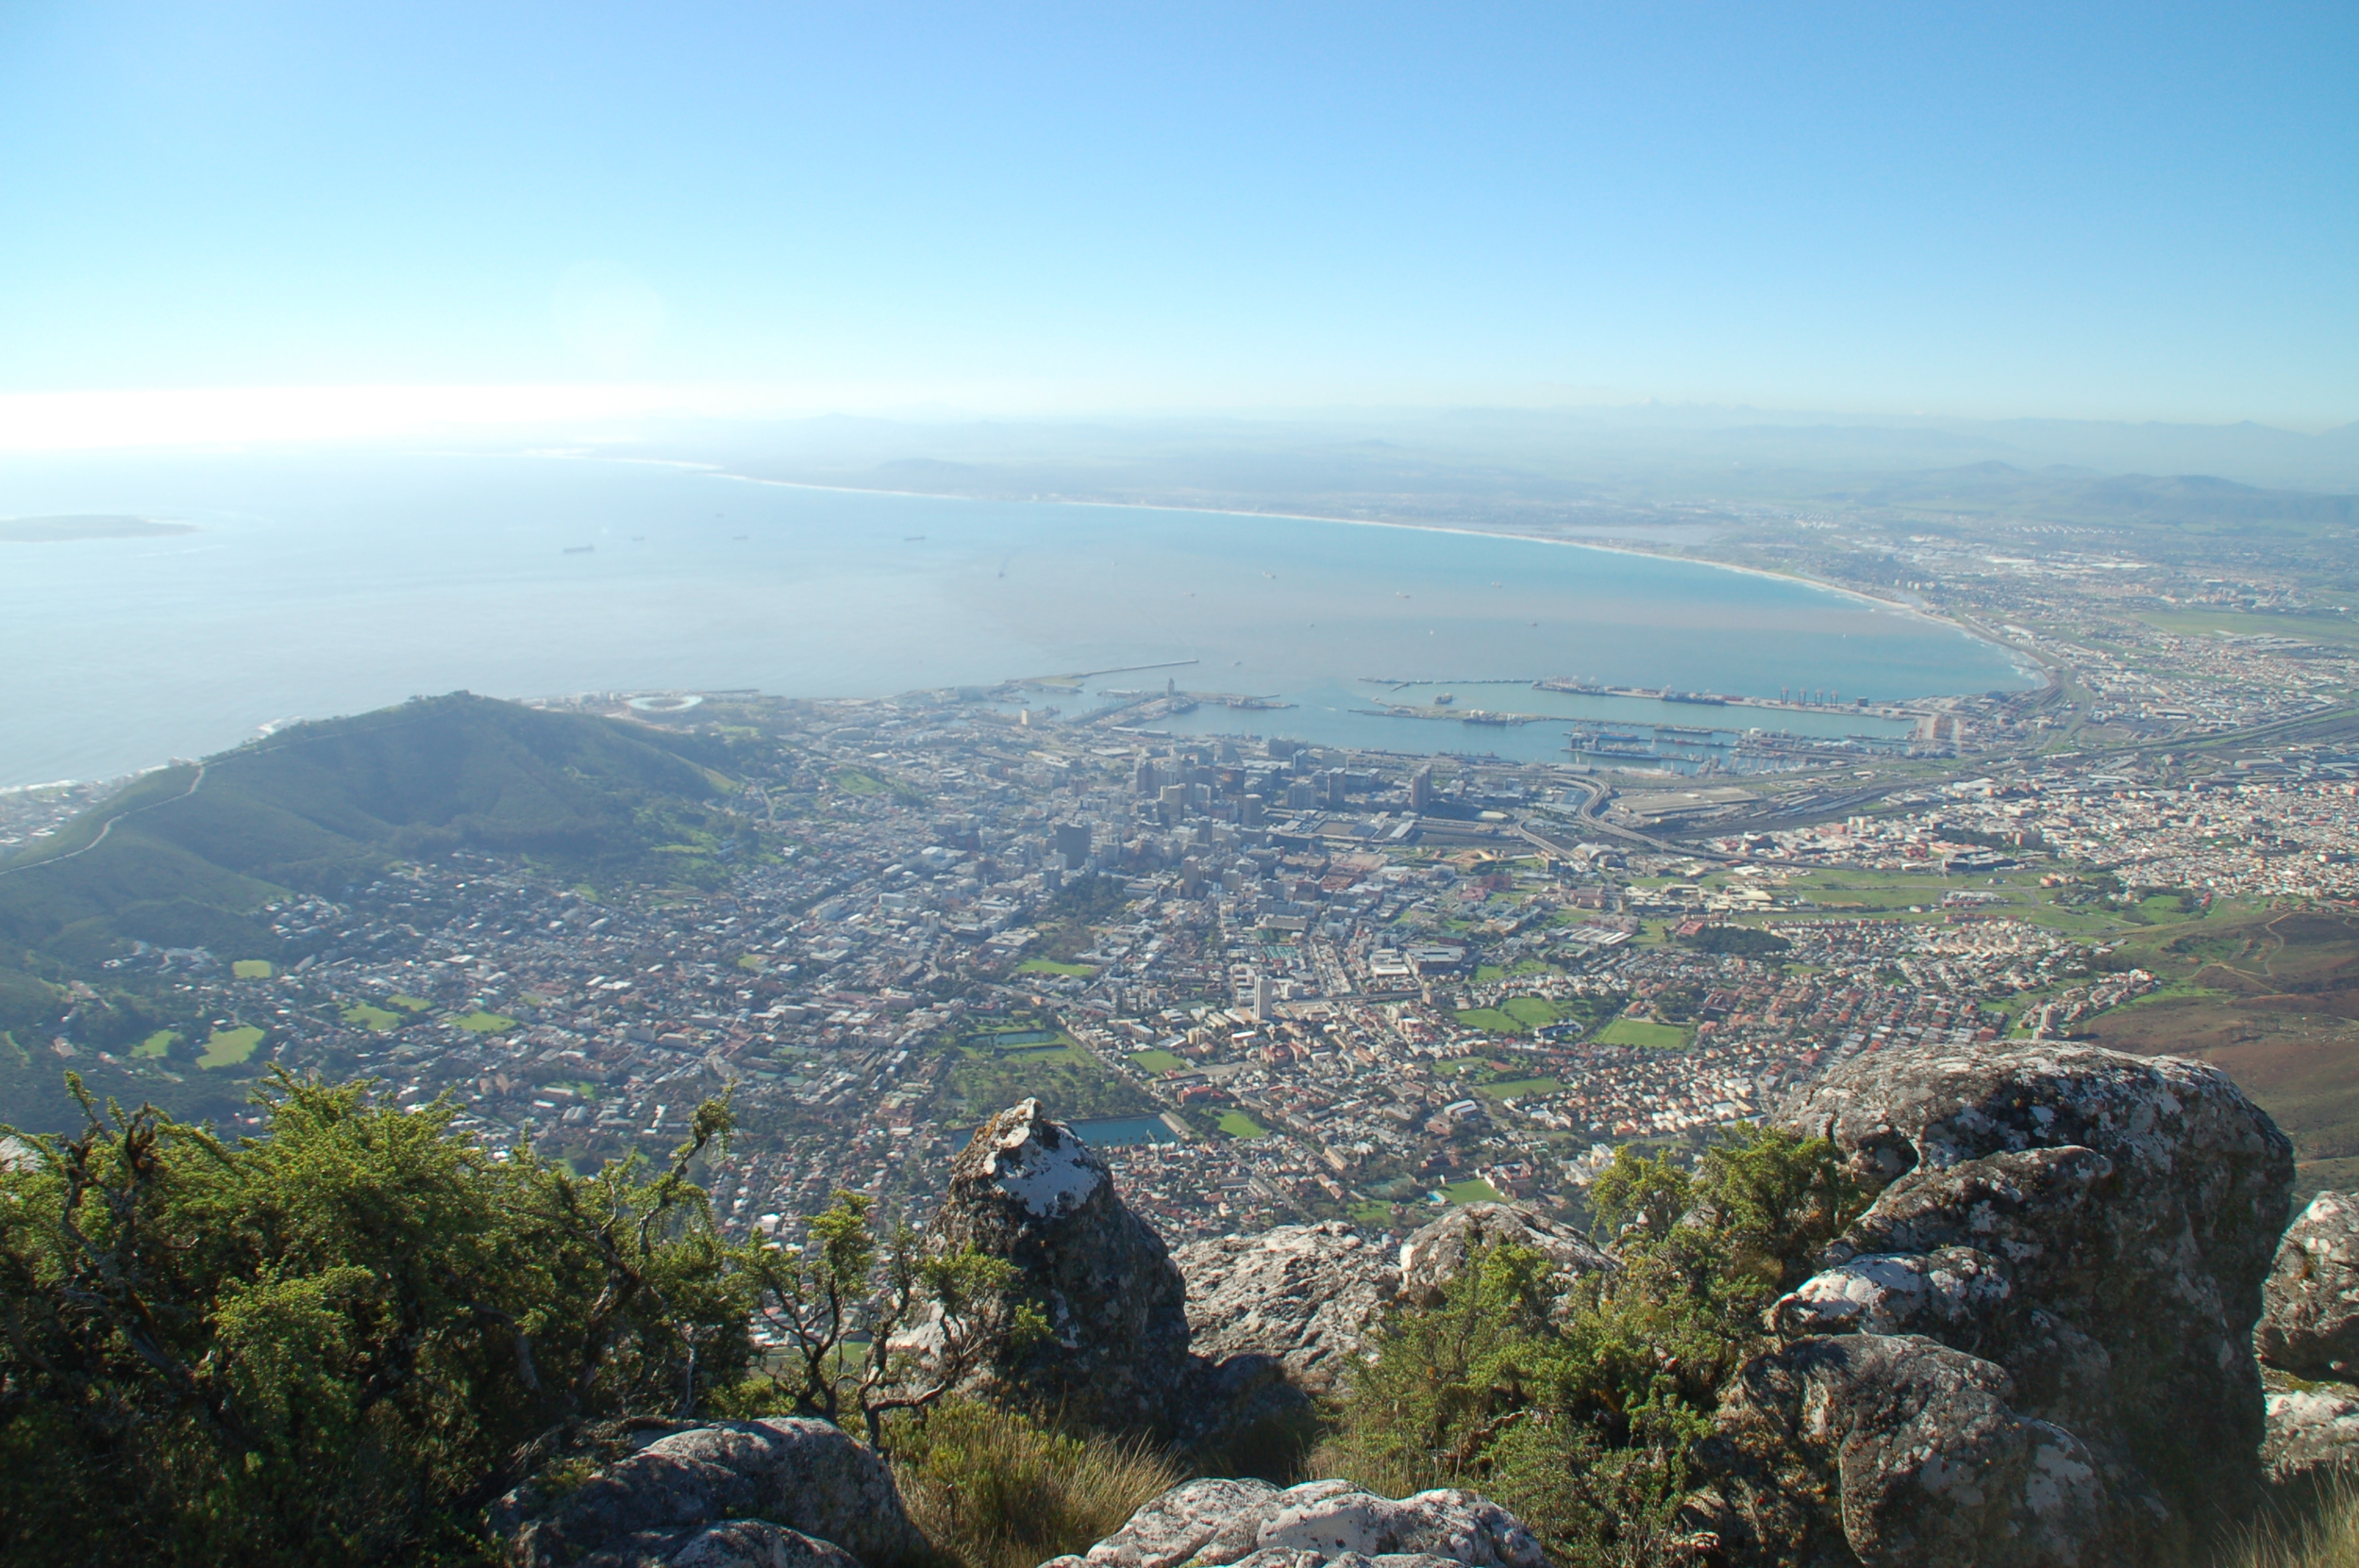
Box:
left=1683, top=1333, right=2167, bottom=1568
left=1681, top=1042, right=2293, bottom=1568
left=491, top=1417, right=918, bottom=1568
left=1036, top=1476, right=1546, bottom=1568
left=1176, top=1223, right=1398, bottom=1397
left=1396, top=1202, right=1611, bottom=1317
left=2264, top=1386, right=2359, bottom=1487
left=929, top=1098, right=1193, bottom=1430
left=2259, top=1191, right=2359, bottom=1380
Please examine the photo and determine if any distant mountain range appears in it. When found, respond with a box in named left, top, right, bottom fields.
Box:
left=1803, top=462, right=2359, bottom=527
left=560, top=408, right=2359, bottom=526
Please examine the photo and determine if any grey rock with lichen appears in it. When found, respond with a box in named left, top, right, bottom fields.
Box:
left=666, top=1521, right=862, bottom=1568
left=1684, top=1333, right=2166, bottom=1568
left=2259, top=1191, right=2359, bottom=1378
left=1176, top=1223, right=1397, bottom=1396
left=1397, top=1202, right=1611, bottom=1313
left=494, top=1417, right=918, bottom=1568
left=2265, top=1387, right=2359, bottom=1486
left=930, top=1098, right=1193, bottom=1430
left=1039, top=1476, right=1545, bottom=1568
left=1685, top=1042, right=2291, bottom=1567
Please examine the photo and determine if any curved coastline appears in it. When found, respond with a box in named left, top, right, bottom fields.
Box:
left=694, top=464, right=2028, bottom=684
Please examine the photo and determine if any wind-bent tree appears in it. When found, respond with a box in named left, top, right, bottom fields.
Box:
left=745, top=1188, right=1042, bottom=1449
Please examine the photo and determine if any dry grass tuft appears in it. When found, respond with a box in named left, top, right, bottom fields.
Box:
left=891, top=1398, right=1182, bottom=1568
left=2219, top=1474, right=2359, bottom=1568
left=1299, top=1437, right=1442, bottom=1506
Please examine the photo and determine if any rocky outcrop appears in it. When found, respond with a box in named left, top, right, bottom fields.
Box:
left=930, top=1099, right=1193, bottom=1431
left=1397, top=1202, right=1611, bottom=1314
left=1176, top=1223, right=1397, bottom=1397
left=1170, top=1206, right=1611, bottom=1417
left=2265, top=1387, right=2359, bottom=1487
left=2259, top=1191, right=2359, bottom=1378
left=1040, top=1476, right=1546, bottom=1568
left=493, top=1418, right=920, bottom=1568
left=1690, top=1042, right=2293, bottom=1567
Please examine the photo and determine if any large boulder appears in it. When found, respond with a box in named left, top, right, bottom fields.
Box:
left=1686, top=1333, right=2166, bottom=1568
left=1039, top=1476, right=1546, bottom=1568
left=1691, top=1043, right=2292, bottom=1566
left=1397, top=1202, right=1611, bottom=1313
left=2259, top=1191, right=2359, bottom=1378
left=930, top=1099, right=1193, bottom=1432
left=1176, top=1223, right=1397, bottom=1397
left=493, top=1418, right=920, bottom=1568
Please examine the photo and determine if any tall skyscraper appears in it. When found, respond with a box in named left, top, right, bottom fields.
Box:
left=1053, top=821, right=1092, bottom=865
left=1411, top=765, right=1432, bottom=813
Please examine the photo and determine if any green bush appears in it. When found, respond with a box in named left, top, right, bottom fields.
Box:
left=1319, top=1123, right=1865, bottom=1567
left=0, top=1073, right=752, bottom=1566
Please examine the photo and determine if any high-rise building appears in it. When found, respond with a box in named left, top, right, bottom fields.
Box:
left=1240, top=792, right=1264, bottom=826
left=1133, top=757, right=1159, bottom=796
left=1325, top=770, right=1348, bottom=809
left=1410, top=765, right=1432, bottom=813
left=1251, top=973, right=1274, bottom=1021
left=1053, top=821, right=1092, bottom=865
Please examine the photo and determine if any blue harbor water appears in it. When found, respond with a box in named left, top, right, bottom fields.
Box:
left=0, top=448, right=2033, bottom=787
left=1067, top=1115, right=1180, bottom=1147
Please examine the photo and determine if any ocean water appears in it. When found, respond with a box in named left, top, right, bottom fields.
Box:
left=0, top=448, right=2031, bottom=788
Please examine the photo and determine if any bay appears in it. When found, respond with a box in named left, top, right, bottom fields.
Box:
left=0, top=449, right=2031, bottom=788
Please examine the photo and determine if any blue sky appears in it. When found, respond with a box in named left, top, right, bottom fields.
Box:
left=1, top=2, right=2351, bottom=428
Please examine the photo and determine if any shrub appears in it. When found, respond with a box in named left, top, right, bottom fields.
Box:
left=736, top=1189, right=1043, bottom=1449
left=1322, top=1123, right=1863, bottom=1567
left=0, top=1072, right=751, bottom=1566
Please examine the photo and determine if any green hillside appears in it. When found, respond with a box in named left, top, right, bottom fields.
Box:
left=0, top=693, right=725, bottom=964
left=0, top=693, right=740, bottom=1126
